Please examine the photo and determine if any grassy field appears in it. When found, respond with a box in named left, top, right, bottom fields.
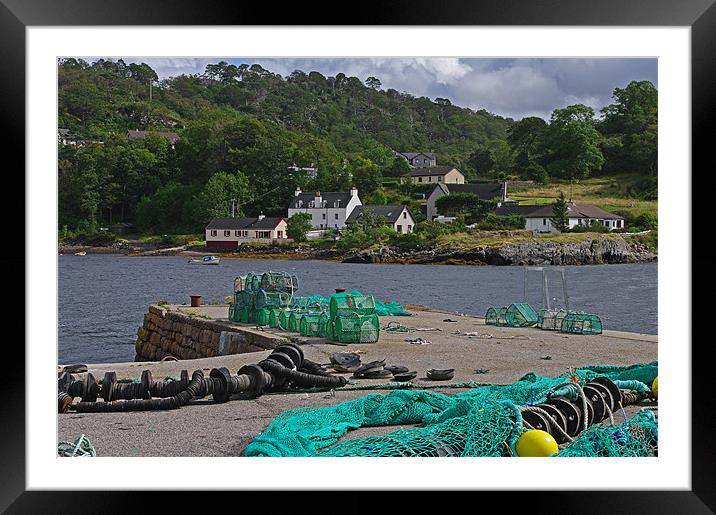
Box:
left=434, top=230, right=623, bottom=251
left=507, top=174, right=657, bottom=219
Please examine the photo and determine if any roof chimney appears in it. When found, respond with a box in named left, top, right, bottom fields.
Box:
left=258, top=212, right=265, bottom=220
left=315, top=191, right=322, bottom=206
left=294, top=187, right=302, bottom=197
left=350, top=187, right=358, bottom=197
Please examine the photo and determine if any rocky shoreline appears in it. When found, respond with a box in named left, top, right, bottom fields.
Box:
left=60, top=235, right=656, bottom=266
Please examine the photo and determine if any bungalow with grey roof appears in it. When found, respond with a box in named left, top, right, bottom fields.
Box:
left=494, top=202, right=625, bottom=233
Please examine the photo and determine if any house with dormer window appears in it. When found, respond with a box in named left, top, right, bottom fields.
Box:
left=287, top=188, right=362, bottom=229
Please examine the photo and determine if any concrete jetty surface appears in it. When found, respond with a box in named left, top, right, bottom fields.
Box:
left=58, top=305, right=657, bottom=457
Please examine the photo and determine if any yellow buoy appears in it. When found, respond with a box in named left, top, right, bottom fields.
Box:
left=651, top=376, right=658, bottom=400
left=516, top=429, right=559, bottom=457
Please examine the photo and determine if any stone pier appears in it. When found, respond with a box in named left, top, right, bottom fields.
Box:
left=134, top=304, right=290, bottom=361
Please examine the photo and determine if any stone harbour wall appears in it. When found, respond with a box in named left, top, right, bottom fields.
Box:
left=134, top=305, right=289, bottom=361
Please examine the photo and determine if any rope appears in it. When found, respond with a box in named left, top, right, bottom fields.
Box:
left=57, top=434, right=96, bottom=457
left=520, top=406, right=574, bottom=443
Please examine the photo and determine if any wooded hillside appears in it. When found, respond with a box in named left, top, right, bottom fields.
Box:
left=57, top=59, right=657, bottom=235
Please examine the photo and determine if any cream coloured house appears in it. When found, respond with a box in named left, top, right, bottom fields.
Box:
left=401, top=166, right=465, bottom=185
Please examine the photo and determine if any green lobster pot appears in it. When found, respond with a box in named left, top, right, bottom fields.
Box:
left=333, top=313, right=380, bottom=344
left=240, top=290, right=256, bottom=310
left=278, top=310, right=291, bottom=330
left=299, top=314, right=322, bottom=337
left=255, top=290, right=290, bottom=310
left=504, top=303, right=538, bottom=327
left=259, top=271, right=299, bottom=293
left=255, top=308, right=271, bottom=326
left=561, top=312, right=603, bottom=335
left=329, top=293, right=376, bottom=319
left=238, top=306, right=250, bottom=323
left=318, top=313, right=331, bottom=338
left=288, top=312, right=303, bottom=332
left=268, top=309, right=281, bottom=328
left=538, top=308, right=568, bottom=331
left=290, top=296, right=309, bottom=309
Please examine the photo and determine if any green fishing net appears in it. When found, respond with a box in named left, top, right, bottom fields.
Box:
left=243, top=362, right=657, bottom=458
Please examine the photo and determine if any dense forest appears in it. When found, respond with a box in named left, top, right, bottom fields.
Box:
left=57, top=59, right=657, bottom=236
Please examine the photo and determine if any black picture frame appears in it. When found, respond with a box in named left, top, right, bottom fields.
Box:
left=3, top=0, right=710, bottom=512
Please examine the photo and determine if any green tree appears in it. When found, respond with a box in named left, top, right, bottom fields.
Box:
left=365, top=77, right=382, bottom=90
left=286, top=212, right=313, bottom=242
left=190, top=171, right=251, bottom=224
left=507, top=116, right=548, bottom=174
left=544, top=104, right=605, bottom=180
left=549, top=191, right=570, bottom=232
left=386, top=156, right=411, bottom=178
left=600, top=80, right=658, bottom=177
left=351, top=158, right=382, bottom=197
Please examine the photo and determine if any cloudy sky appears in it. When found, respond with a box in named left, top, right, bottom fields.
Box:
left=112, top=57, right=657, bottom=120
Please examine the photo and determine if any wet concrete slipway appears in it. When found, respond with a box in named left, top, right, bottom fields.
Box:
left=57, top=305, right=657, bottom=457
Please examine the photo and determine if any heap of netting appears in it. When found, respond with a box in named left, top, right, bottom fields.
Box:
left=485, top=302, right=603, bottom=335
left=229, top=272, right=410, bottom=344
left=242, top=361, right=657, bottom=457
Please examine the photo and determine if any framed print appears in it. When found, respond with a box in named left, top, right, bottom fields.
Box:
left=4, top=0, right=712, bottom=511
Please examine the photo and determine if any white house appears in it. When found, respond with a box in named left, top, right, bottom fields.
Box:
left=494, top=203, right=625, bottom=233
left=287, top=188, right=362, bottom=229
left=402, top=166, right=465, bottom=185
left=426, top=182, right=507, bottom=220
left=345, top=205, right=416, bottom=234
left=205, top=215, right=288, bottom=251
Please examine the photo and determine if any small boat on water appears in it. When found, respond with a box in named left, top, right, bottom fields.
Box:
left=188, top=255, right=220, bottom=265
left=74, top=251, right=87, bottom=256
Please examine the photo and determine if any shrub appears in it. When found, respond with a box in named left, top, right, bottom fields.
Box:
left=287, top=213, right=313, bottom=243
left=473, top=213, right=526, bottom=230
left=633, top=213, right=658, bottom=231
left=390, top=231, right=423, bottom=249
left=413, top=220, right=466, bottom=242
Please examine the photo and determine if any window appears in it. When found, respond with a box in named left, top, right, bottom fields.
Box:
left=335, top=213, right=339, bottom=220
left=234, top=230, right=240, bottom=236
left=224, top=230, right=231, bottom=237
left=437, top=176, right=442, bottom=182
left=543, top=219, right=547, bottom=226
left=407, top=225, right=412, bottom=232
left=322, top=213, right=326, bottom=219
left=403, top=212, right=407, bottom=219
left=277, top=231, right=283, bottom=238
left=418, top=177, right=423, bottom=183
left=210, top=230, right=217, bottom=236
left=397, top=224, right=403, bottom=233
